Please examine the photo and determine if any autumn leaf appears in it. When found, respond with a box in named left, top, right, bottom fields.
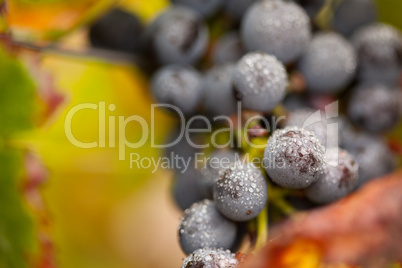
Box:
left=6, top=0, right=118, bottom=41
left=243, top=171, right=402, bottom=268
left=0, top=46, right=36, bottom=268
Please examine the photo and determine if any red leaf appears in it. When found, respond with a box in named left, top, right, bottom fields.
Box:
left=243, top=171, right=402, bottom=268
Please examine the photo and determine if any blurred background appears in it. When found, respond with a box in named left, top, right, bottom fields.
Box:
left=0, top=0, right=401, bottom=268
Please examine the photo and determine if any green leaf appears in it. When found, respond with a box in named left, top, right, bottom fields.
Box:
left=0, top=149, right=34, bottom=268
left=0, top=46, right=36, bottom=268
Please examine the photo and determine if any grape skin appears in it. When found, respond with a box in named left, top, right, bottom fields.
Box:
left=173, top=163, right=207, bottom=210
left=342, top=134, right=396, bottom=186
left=89, top=9, right=144, bottom=54
left=298, top=32, right=357, bottom=93
left=347, top=83, right=401, bottom=133
left=181, top=248, right=238, bottom=268
left=352, top=23, right=402, bottom=85
left=204, top=64, right=238, bottom=117
left=285, top=109, right=353, bottom=148
left=171, top=0, right=224, bottom=17
left=305, top=148, right=359, bottom=204
left=241, top=0, right=311, bottom=64
left=213, top=161, right=268, bottom=222
left=212, top=32, right=245, bottom=65
left=179, top=200, right=238, bottom=254
left=151, top=64, right=203, bottom=116
left=197, top=149, right=239, bottom=198
left=164, top=131, right=198, bottom=168
left=337, top=116, right=359, bottom=148
left=233, top=52, right=288, bottom=112
left=147, top=6, right=209, bottom=65
left=264, top=127, right=325, bottom=189
left=284, top=108, right=328, bottom=146
left=332, top=0, right=377, bottom=37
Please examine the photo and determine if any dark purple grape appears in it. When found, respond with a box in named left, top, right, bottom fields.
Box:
left=171, top=0, right=224, bottom=17
left=298, top=32, right=357, bottom=93
left=285, top=109, right=352, bottom=149
left=305, top=148, right=359, bottom=204
left=347, top=83, right=401, bottom=133
left=147, top=6, right=209, bottom=65
left=198, top=150, right=239, bottom=198
left=165, top=133, right=195, bottom=164
left=337, top=116, right=359, bottom=148
left=204, top=64, right=238, bottom=117
left=264, top=126, right=325, bottom=189
left=224, top=0, right=256, bottom=21
left=332, top=0, right=377, bottom=37
left=233, top=52, right=288, bottom=112
left=89, top=8, right=144, bottom=54
left=241, top=0, right=311, bottom=64
left=181, top=248, right=238, bottom=268
left=342, top=134, right=396, bottom=186
left=151, top=64, right=203, bottom=116
left=212, top=32, right=244, bottom=65
left=173, top=163, right=206, bottom=210
left=179, top=200, right=238, bottom=254
left=213, top=161, right=268, bottom=222
left=352, top=23, right=402, bottom=84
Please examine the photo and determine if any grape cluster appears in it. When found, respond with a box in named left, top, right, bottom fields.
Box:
left=89, top=1, right=400, bottom=266
left=178, top=160, right=267, bottom=254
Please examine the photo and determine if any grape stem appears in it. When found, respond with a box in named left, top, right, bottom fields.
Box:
left=268, top=183, right=296, bottom=215
left=272, top=197, right=296, bottom=215
left=252, top=192, right=295, bottom=252
left=255, top=205, right=268, bottom=251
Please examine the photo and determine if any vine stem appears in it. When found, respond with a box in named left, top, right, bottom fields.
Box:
left=5, top=38, right=148, bottom=67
